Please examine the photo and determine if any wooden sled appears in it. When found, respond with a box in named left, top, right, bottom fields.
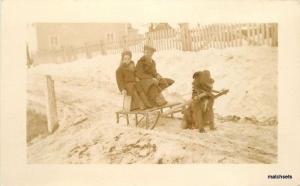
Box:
left=115, top=102, right=181, bottom=130
left=115, top=89, right=229, bottom=130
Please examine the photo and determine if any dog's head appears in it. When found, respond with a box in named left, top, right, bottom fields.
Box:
left=192, top=70, right=214, bottom=90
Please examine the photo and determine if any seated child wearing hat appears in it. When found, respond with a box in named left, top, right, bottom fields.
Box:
left=116, top=50, right=152, bottom=111
left=135, top=45, right=174, bottom=107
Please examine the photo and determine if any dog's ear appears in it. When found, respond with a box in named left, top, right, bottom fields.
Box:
left=192, top=72, right=197, bottom=79
left=193, top=71, right=202, bottom=79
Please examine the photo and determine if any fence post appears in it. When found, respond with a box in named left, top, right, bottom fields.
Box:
left=85, top=43, right=91, bottom=58
left=253, top=23, right=258, bottom=46
left=246, top=23, right=250, bottom=46
left=71, top=46, right=77, bottom=60
left=265, top=23, right=270, bottom=46
left=176, top=29, right=180, bottom=50
left=170, top=29, right=174, bottom=50
left=224, top=24, right=228, bottom=48
left=259, top=23, right=263, bottom=46
left=250, top=23, right=255, bottom=45
left=190, top=29, right=194, bottom=51
left=209, top=25, right=213, bottom=48
left=211, top=25, right=215, bottom=49
left=60, top=46, right=66, bottom=62
left=206, top=25, right=209, bottom=48
left=225, top=24, right=229, bottom=47
left=213, top=24, right=218, bottom=48
left=195, top=28, right=199, bottom=51
left=179, top=23, right=192, bottom=51
left=216, top=25, right=219, bottom=49
left=230, top=24, right=234, bottom=47
left=205, top=25, right=209, bottom=49
left=255, top=23, right=260, bottom=45
left=220, top=24, right=224, bottom=48
left=198, top=26, right=202, bottom=50
left=44, top=75, right=59, bottom=133
left=216, top=24, right=221, bottom=49
left=225, top=24, right=229, bottom=48
left=66, top=47, right=71, bottom=61
left=201, top=26, right=205, bottom=49
left=261, top=23, right=266, bottom=45
left=162, top=30, right=165, bottom=50
left=157, top=31, right=161, bottom=51
left=252, top=23, right=257, bottom=45
left=160, top=30, right=163, bottom=50
left=216, top=24, right=220, bottom=48
left=220, top=25, right=224, bottom=48
left=166, top=29, right=171, bottom=50
left=251, top=23, right=255, bottom=45
left=271, top=23, right=278, bottom=47
left=239, top=23, right=243, bottom=46
left=153, top=32, right=157, bottom=50
left=100, top=40, right=106, bottom=55
left=160, top=30, right=164, bottom=48
left=198, top=28, right=201, bottom=50
left=233, top=24, right=238, bottom=47
left=256, top=24, right=260, bottom=45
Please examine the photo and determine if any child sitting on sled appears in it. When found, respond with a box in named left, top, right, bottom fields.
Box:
left=116, top=50, right=152, bottom=111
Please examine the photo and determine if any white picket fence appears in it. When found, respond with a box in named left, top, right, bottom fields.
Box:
left=32, top=23, right=278, bottom=63
left=106, top=23, right=277, bottom=54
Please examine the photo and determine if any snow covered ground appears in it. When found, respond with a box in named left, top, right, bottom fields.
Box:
left=27, top=46, right=277, bottom=163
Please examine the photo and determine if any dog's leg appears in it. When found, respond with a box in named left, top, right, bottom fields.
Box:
left=207, top=98, right=216, bottom=130
left=181, top=110, right=189, bottom=129
left=192, top=101, right=205, bottom=133
left=190, top=103, right=199, bottom=129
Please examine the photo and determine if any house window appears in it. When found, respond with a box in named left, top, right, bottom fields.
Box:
left=107, top=33, right=114, bottom=41
left=50, top=35, right=60, bottom=50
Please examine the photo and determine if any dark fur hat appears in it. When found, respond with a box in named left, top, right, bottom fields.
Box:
left=121, top=50, right=132, bottom=59
left=144, top=45, right=156, bottom=52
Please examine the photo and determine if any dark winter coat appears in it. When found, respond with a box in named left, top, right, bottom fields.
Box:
left=116, top=61, right=137, bottom=92
left=116, top=61, right=153, bottom=110
left=135, top=56, right=159, bottom=93
left=136, top=56, right=158, bottom=79
left=136, top=56, right=174, bottom=93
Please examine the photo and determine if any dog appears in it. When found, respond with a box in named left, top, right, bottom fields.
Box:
left=181, top=70, right=216, bottom=132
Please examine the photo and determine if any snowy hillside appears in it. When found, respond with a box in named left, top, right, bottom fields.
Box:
left=27, top=46, right=277, bottom=163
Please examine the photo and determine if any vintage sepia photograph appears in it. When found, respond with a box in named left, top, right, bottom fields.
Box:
left=26, top=22, right=278, bottom=164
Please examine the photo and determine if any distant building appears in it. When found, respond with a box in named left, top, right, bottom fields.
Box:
left=145, top=23, right=176, bottom=45
left=32, top=23, right=142, bottom=52
left=26, top=23, right=143, bottom=64
left=151, top=23, right=174, bottom=32
left=123, top=24, right=144, bottom=48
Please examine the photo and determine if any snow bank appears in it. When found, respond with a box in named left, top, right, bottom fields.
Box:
left=28, top=46, right=277, bottom=120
